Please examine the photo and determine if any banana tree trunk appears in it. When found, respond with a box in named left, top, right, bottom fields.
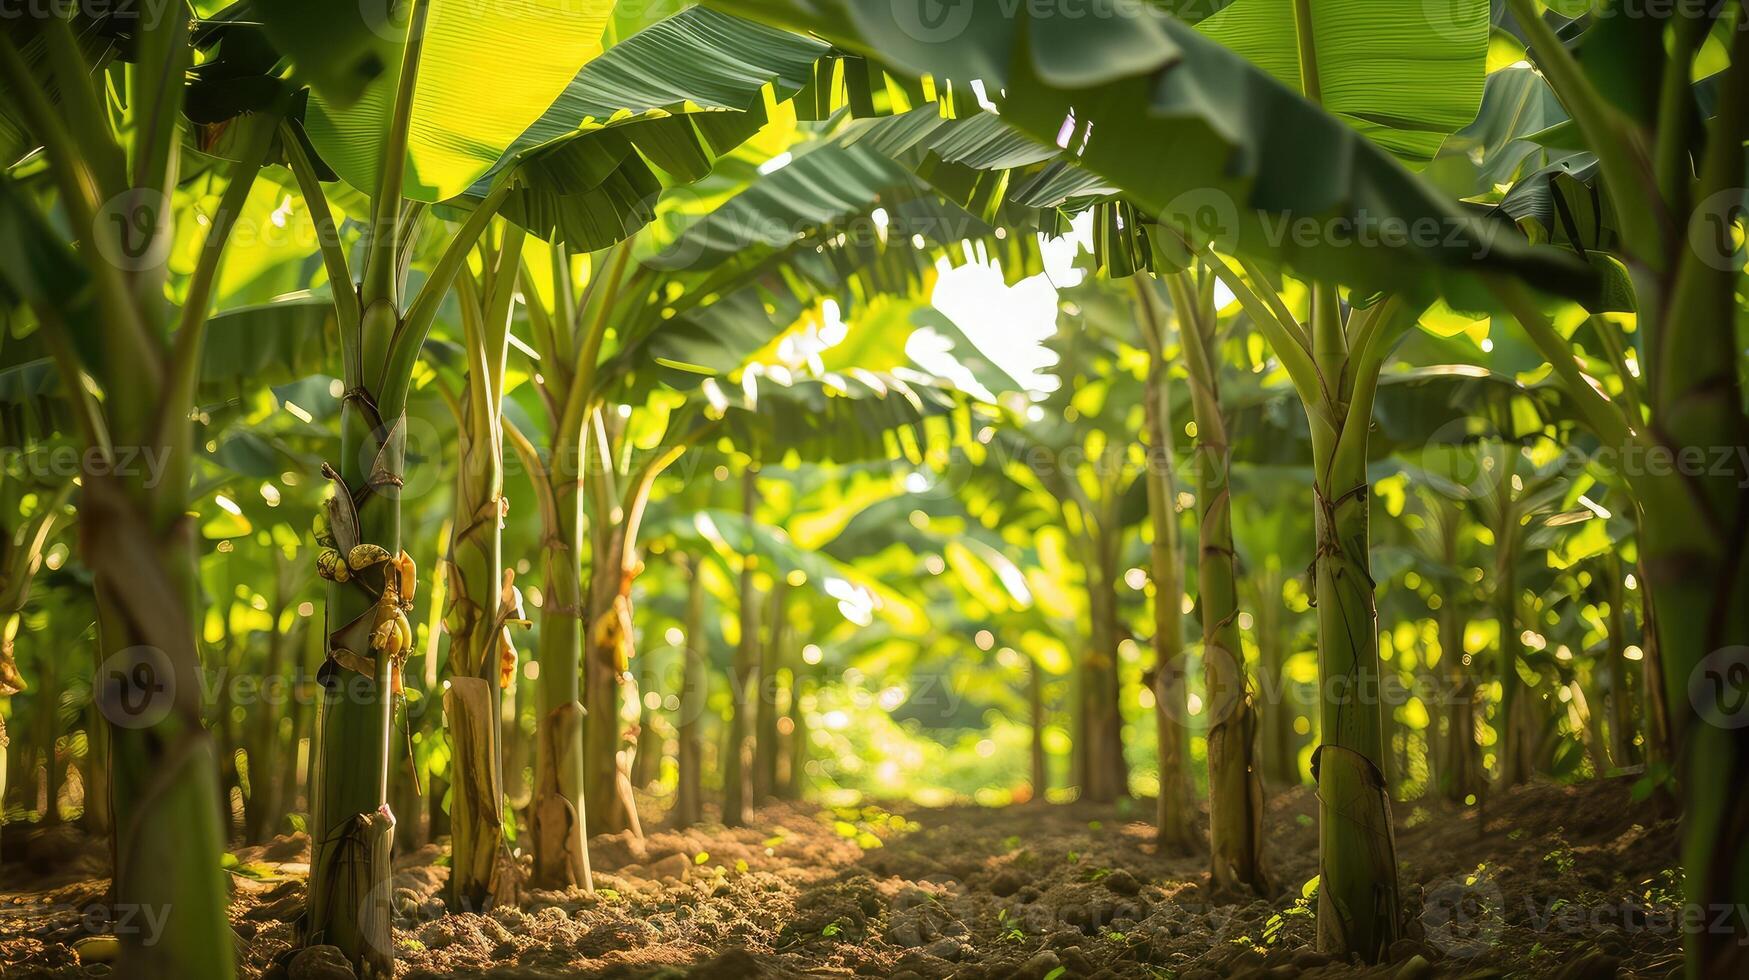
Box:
left=36, top=654, right=61, bottom=824
left=1080, top=553, right=1127, bottom=804
left=87, top=477, right=237, bottom=980
left=306, top=378, right=401, bottom=977
left=754, top=584, right=786, bottom=802
left=783, top=659, right=810, bottom=802
left=1437, top=606, right=1481, bottom=804
left=582, top=517, right=640, bottom=836
left=723, top=464, right=759, bottom=827
left=1028, top=656, right=1048, bottom=800
left=1189, top=417, right=1267, bottom=893
left=1197, top=258, right=1404, bottom=962
left=1603, top=555, right=1636, bottom=767
left=1634, top=563, right=1672, bottom=776
left=442, top=247, right=524, bottom=912
left=83, top=692, right=112, bottom=838
left=246, top=599, right=290, bottom=842
left=1492, top=453, right=1532, bottom=788
left=629, top=664, right=660, bottom=790
left=526, top=427, right=592, bottom=891
left=674, top=557, right=706, bottom=827
left=280, top=620, right=320, bottom=829
left=1642, top=499, right=1749, bottom=975
left=1309, top=445, right=1400, bottom=961
left=1254, top=566, right=1301, bottom=786
left=1174, top=279, right=1267, bottom=895
left=0, top=19, right=269, bottom=976
left=1136, top=288, right=1197, bottom=850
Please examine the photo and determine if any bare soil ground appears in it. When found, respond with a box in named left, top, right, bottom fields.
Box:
left=0, top=776, right=1684, bottom=978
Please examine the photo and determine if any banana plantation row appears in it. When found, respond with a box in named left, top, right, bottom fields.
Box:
left=0, top=1, right=1743, bottom=979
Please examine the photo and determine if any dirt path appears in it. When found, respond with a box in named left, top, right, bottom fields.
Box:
left=0, top=776, right=1684, bottom=978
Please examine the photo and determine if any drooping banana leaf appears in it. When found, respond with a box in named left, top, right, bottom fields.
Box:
left=718, top=368, right=988, bottom=468
left=1437, top=63, right=1574, bottom=196
left=0, top=289, right=337, bottom=449
left=253, top=0, right=401, bottom=106
left=1369, top=363, right=1562, bottom=454
left=645, top=142, right=922, bottom=272
left=704, top=0, right=1601, bottom=309
left=462, top=7, right=833, bottom=250
left=1492, top=156, right=1615, bottom=252
left=196, top=292, right=340, bottom=406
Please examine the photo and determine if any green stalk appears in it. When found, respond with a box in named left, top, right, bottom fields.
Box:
left=723, top=463, right=760, bottom=827
left=1646, top=18, right=1749, bottom=974
left=1307, top=426, right=1400, bottom=961
left=1603, top=553, right=1635, bottom=767
left=783, top=656, right=809, bottom=802
left=1433, top=502, right=1480, bottom=805
left=630, top=648, right=662, bottom=789
left=1491, top=446, right=1531, bottom=787
left=443, top=227, right=524, bottom=912
left=1083, top=530, right=1128, bottom=803
left=754, top=583, right=787, bottom=801
left=580, top=413, right=640, bottom=837
left=513, top=413, right=592, bottom=891
left=1169, top=274, right=1268, bottom=895
left=1252, top=563, right=1301, bottom=786
left=306, top=9, right=428, bottom=971
left=1133, top=279, right=1196, bottom=849
left=1028, top=655, right=1048, bottom=799
left=674, top=556, right=706, bottom=827
left=1231, top=274, right=1403, bottom=960
left=1, top=19, right=241, bottom=978
left=306, top=361, right=399, bottom=977
left=516, top=242, right=618, bottom=882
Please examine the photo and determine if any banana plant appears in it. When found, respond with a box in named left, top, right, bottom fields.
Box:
left=672, top=551, right=708, bottom=827
left=1481, top=6, right=1749, bottom=970
left=699, top=2, right=1608, bottom=959
left=272, top=1, right=617, bottom=969
left=1470, top=443, right=1575, bottom=787
left=0, top=8, right=295, bottom=975
left=961, top=318, right=1153, bottom=805
left=705, top=0, right=1597, bottom=309
left=0, top=476, right=71, bottom=852
left=1132, top=278, right=1199, bottom=852
left=1406, top=485, right=1487, bottom=805
left=1136, top=273, right=1270, bottom=896
left=424, top=221, right=529, bottom=912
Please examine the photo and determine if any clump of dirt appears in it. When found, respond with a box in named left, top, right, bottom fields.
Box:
left=0, top=777, right=1684, bottom=978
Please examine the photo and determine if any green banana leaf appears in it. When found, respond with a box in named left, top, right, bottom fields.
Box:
left=1193, top=0, right=1490, bottom=168
left=305, top=0, right=616, bottom=202
left=704, top=0, right=1600, bottom=310
left=484, top=7, right=834, bottom=249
